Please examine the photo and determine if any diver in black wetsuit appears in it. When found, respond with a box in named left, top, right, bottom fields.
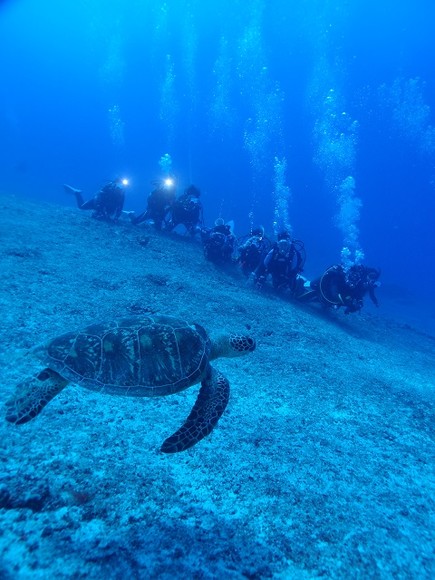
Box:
left=307, top=264, right=381, bottom=314
left=166, top=185, right=203, bottom=235
left=201, top=218, right=236, bottom=263
left=131, top=178, right=176, bottom=230
left=64, top=178, right=126, bottom=223
left=237, top=226, right=271, bottom=277
left=254, top=231, right=305, bottom=293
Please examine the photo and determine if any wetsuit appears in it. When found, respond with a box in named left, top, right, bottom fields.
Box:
left=132, top=186, right=176, bottom=229
left=202, top=224, right=236, bottom=263
left=311, top=264, right=380, bottom=314
left=167, top=193, right=203, bottom=234
left=72, top=182, right=125, bottom=222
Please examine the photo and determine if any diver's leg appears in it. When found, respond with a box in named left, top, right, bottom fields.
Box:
left=153, top=211, right=165, bottom=230
left=131, top=210, right=149, bottom=225
left=64, top=184, right=87, bottom=208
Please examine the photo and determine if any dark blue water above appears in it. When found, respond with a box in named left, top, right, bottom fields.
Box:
left=1, top=0, right=434, bottom=303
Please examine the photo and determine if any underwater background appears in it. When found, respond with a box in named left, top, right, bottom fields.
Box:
left=1, top=0, right=435, bottom=308
left=0, top=1, right=434, bottom=578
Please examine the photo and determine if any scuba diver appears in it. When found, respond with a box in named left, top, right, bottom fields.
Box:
left=237, top=226, right=271, bottom=277
left=166, top=184, right=204, bottom=235
left=64, top=177, right=127, bottom=223
left=254, top=231, right=305, bottom=293
left=201, top=218, right=236, bottom=264
left=302, top=263, right=381, bottom=314
left=130, top=177, right=176, bottom=230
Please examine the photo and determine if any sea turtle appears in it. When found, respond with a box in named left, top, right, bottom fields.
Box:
left=5, top=315, right=256, bottom=453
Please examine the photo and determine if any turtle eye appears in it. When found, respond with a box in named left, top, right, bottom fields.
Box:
left=246, top=337, right=256, bottom=351
left=37, top=370, right=51, bottom=381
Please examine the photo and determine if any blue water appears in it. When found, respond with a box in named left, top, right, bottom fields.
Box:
left=0, top=0, right=434, bottom=304
left=1, top=3, right=435, bottom=577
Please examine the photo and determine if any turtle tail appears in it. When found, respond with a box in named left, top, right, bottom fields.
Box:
left=5, top=368, right=68, bottom=425
left=160, top=365, right=230, bottom=453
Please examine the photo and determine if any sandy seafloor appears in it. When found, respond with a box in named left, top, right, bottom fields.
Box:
left=0, top=193, right=433, bottom=579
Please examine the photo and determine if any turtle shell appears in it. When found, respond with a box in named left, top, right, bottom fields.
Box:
left=40, top=315, right=211, bottom=396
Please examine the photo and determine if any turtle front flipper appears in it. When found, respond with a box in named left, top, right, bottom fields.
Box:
left=161, top=365, right=230, bottom=453
left=5, top=368, right=69, bottom=425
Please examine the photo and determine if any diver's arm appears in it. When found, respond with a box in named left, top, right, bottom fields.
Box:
left=263, top=249, right=274, bottom=269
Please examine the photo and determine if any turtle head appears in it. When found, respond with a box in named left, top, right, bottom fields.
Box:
left=210, top=333, right=256, bottom=360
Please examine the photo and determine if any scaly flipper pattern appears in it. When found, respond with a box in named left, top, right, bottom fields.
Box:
left=161, top=365, right=230, bottom=453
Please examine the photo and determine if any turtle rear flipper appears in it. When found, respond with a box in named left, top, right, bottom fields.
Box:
left=161, top=365, right=230, bottom=453
left=5, top=368, right=68, bottom=425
